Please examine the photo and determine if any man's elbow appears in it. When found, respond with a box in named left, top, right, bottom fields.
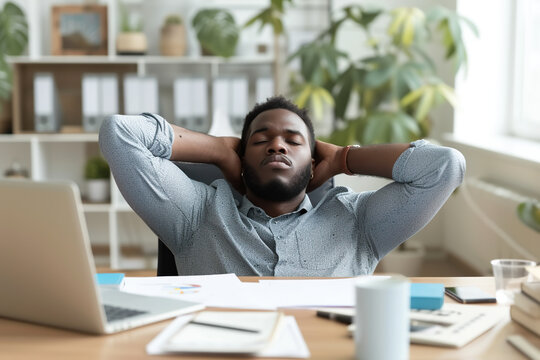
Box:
left=98, top=115, right=123, bottom=157
left=442, top=147, right=466, bottom=188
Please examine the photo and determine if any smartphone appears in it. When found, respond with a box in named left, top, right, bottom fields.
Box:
left=445, top=286, right=497, bottom=304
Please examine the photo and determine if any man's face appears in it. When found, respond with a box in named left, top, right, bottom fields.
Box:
left=242, top=108, right=313, bottom=202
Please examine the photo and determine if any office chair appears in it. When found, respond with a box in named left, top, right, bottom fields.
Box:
left=157, top=162, right=335, bottom=276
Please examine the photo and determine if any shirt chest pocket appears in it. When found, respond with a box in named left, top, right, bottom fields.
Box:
left=295, top=228, right=352, bottom=270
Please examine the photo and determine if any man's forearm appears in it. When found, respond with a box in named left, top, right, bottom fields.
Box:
left=170, top=124, right=233, bottom=165
left=345, top=143, right=410, bottom=179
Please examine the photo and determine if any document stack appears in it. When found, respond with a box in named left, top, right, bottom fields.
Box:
left=510, top=281, right=540, bottom=336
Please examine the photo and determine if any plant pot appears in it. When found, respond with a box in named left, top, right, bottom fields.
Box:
left=116, top=32, right=147, bottom=55
left=201, top=47, right=214, bottom=56
left=379, top=241, right=426, bottom=277
left=160, top=24, right=186, bottom=56
left=86, top=179, right=110, bottom=203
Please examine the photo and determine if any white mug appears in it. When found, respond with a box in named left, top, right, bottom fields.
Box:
left=355, top=275, right=410, bottom=360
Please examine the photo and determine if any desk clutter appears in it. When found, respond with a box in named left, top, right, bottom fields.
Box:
left=120, top=274, right=445, bottom=310
left=116, top=274, right=510, bottom=356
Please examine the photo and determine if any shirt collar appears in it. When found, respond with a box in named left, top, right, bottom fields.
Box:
left=238, top=194, right=313, bottom=217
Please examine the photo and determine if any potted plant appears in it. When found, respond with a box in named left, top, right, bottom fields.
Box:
left=288, top=5, right=477, bottom=144
left=85, top=156, right=110, bottom=203
left=0, top=1, right=28, bottom=133
left=191, top=8, right=239, bottom=58
left=160, top=14, right=186, bottom=56
left=285, top=5, right=477, bottom=275
left=116, top=1, right=147, bottom=55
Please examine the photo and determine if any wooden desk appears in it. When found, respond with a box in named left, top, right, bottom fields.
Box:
left=0, top=276, right=538, bottom=359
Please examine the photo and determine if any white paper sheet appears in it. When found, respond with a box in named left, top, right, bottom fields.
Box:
left=122, top=273, right=241, bottom=304
left=258, top=278, right=357, bottom=307
left=122, top=276, right=359, bottom=309
left=146, top=314, right=310, bottom=358
left=122, top=274, right=277, bottom=310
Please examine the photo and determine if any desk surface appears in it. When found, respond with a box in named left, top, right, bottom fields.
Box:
left=0, top=276, right=538, bottom=360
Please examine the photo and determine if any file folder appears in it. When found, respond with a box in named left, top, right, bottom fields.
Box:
left=124, top=75, right=159, bottom=115
left=230, top=77, right=248, bottom=133
left=173, top=77, right=192, bottom=128
left=83, top=74, right=118, bottom=132
left=209, top=77, right=236, bottom=136
left=34, top=73, right=60, bottom=132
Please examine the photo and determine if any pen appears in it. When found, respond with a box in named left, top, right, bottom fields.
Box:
left=189, top=320, right=260, bottom=333
left=316, top=310, right=353, bottom=325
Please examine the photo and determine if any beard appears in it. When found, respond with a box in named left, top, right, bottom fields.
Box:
left=242, top=161, right=312, bottom=202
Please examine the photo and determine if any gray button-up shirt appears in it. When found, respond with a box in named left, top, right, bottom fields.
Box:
left=99, top=114, right=465, bottom=276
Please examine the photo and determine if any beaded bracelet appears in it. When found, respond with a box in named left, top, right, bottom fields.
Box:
left=342, top=145, right=360, bottom=175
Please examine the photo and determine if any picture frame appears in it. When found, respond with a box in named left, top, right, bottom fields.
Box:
left=51, top=5, right=108, bottom=56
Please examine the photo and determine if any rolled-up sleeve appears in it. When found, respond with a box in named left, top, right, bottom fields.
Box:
left=362, top=140, right=466, bottom=259
left=98, top=114, right=206, bottom=253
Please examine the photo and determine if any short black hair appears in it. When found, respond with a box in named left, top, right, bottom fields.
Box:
left=239, top=95, right=315, bottom=157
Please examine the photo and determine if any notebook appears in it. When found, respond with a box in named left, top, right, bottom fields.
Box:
left=161, top=311, right=284, bottom=354
left=0, top=179, right=205, bottom=334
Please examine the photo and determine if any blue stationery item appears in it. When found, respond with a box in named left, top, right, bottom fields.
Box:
left=410, top=283, right=444, bottom=310
left=96, top=273, right=125, bottom=288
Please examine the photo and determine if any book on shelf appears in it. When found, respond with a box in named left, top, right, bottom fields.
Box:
left=510, top=305, right=540, bottom=337
left=522, top=281, right=540, bottom=303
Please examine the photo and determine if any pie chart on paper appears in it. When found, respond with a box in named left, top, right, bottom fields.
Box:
left=162, top=284, right=202, bottom=295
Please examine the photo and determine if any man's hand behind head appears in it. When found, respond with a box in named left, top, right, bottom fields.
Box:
left=307, top=140, right=344, bottom=192
left=217, top=137, right=245, bottom=195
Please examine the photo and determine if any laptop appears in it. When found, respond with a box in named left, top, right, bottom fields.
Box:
left=0, top=179, right=204, bottom=334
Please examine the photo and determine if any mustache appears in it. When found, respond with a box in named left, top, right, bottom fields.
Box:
left=261, top=154, right=292, bottom=166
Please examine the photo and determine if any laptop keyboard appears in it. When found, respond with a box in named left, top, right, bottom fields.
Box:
left=103, top=304, right=148, bottom=322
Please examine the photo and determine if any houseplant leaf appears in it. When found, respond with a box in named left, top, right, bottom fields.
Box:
left=362, top=111, right=420, bottom=144
left=0, top=2, right=28, bottom=56
left=362, top=55, right=396, bottom=88
left=0, top=57, right=12, bottom=101
left=192, top=9, right=239, bottom=58
left=388, top=8, right=426, bottom=47
left=333, top=65, right=359, bottom=120
left=517, top=200, right=540, bottom=233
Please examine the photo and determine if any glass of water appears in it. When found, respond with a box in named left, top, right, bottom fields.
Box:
left=491, top=259, right=536, bottom=305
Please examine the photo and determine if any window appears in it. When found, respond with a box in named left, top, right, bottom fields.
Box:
left=511, top=0, right=540, bottom=140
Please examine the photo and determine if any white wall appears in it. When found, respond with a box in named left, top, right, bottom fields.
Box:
left=442, top=138, right=540, bottom=275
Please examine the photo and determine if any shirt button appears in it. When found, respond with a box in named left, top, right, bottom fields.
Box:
left=276, top=235, right=282, bottom=239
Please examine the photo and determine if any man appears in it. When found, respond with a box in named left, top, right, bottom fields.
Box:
left=99, top=96, right=465, bottom=276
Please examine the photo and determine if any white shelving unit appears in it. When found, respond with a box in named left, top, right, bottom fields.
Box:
left=2, top=0, right=277, bottom=269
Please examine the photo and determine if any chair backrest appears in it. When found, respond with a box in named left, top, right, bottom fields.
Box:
left=157, top=162, right=335, bottom=276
